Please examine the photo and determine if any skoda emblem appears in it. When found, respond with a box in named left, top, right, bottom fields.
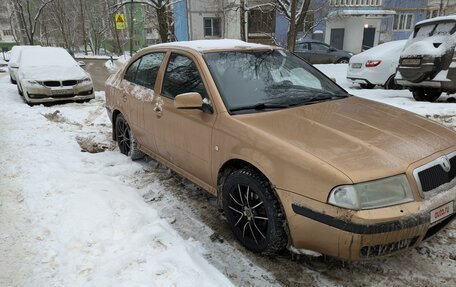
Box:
left=440, top=156, right=451, bottom=173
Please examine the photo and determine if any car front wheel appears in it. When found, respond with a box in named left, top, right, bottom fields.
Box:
left=412, top=89, right=442, bottom=102
left=222, top=168, right=287, bottom=255
left=115, top=114, right=145, bottom=160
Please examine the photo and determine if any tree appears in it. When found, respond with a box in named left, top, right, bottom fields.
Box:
left=276, top=0, right=312, bottom=52
left=10, top=0, right=56, bottom=45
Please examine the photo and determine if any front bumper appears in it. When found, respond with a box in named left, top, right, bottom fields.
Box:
left=278, top=185, right=456, bottom=260
left=23, top=82, right=95, bottom=104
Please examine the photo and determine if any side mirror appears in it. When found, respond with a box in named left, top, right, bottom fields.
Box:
left=78, top=60, right=86, bottom=67
left=330, top=77, right=337, bottom=83
left=329, top=47, right=337, bottom=52
left=10, top=63, right=18, bottom=69
left=175, top=92, right=213, bottom=113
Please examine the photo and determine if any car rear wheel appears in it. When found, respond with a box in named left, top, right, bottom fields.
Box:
left=115, top=114, right=145, bottom=160
left=222, top=168, right=287, bottom=255
left=412, top=89, right=442, bottom=102
left=337, top=58, right=349, bottom=64
left=360, top=83, right=375, bottom=89
left=384, top=75, right=401, bottom=90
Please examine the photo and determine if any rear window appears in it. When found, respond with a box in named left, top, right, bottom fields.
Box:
left=415, top=21, right=456, bottom=38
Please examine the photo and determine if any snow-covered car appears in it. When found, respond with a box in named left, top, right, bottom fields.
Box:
left=347, top=40, right=407, bottom=89
left=396, top=16, right=456, bottom=101
left=16, top=47, right=94, bottom=105
left=7, top=45, right=41, bottom=84
left=106, top=39, right=456, bottom=260
left=0, top=58, right=7, bottom=73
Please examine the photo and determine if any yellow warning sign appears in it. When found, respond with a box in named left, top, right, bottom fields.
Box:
left=115, top=14, right=126, bottom=30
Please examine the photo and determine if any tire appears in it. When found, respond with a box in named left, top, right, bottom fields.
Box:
left=384, top=75, right=401, bottom=90
left=10, top=76, right=17, bottom=85
left=222, top=168, right=287, bottom=255
left=360, top=83, right=375, bottom=89
left=412, top=89, right=442, bottom=102
left=17, top=83, right=23, bottom=96
left=336, top=58, right=349, bottom=64
left=115, top=114, right=145, bottom=160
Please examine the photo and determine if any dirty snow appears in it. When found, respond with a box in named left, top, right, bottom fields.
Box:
left=1, top=61, right=456, bottom=287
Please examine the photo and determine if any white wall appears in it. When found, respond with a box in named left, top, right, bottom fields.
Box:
left=325, top=16, right=382, bottom=53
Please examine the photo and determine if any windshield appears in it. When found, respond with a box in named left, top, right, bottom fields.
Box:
left=203, top=50, right=347, bottom=113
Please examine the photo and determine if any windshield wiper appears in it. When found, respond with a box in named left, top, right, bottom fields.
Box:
left=230, top=102, right=290, bottom=113
left=296, top=93, right=347, bottom=105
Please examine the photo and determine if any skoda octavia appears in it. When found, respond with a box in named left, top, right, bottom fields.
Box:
left=105, top=40, right=456, bottom=260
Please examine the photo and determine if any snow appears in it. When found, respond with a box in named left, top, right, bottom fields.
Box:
left=105, top=54, right=131, bottom=73
left=0, top=76, right=233, bottom=287
left=328, top=9, right=395, bottom=17
left=1, top=61, right=456, bottom=286
left=355, top=40, right=406, bottom=58
left=152, top=39, right=270, bottom=52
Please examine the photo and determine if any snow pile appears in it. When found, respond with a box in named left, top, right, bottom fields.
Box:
left=0, top=76, right=233, bottom=286
left=153, top=39, right=270, bottom=52
left=105, top=54, right=131, bottom=73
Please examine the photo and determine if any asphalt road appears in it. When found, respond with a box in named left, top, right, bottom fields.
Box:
left=76, top=58, right=112, bottom=91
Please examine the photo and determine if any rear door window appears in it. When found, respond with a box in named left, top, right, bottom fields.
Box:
left=135, top=52, right=165, bottom=89
left=161, top=53, right=208, bottom=99
left=124, top=58, right=141, bottom=82
left=311, top=43, right=329, bottom=52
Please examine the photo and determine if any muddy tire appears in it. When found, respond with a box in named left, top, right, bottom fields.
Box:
left=222, top=168, right=287, bottom=255
left=360, top=83, right=375, bottom=89
left=115, top=114, right=145, bottom=160
left=412, top=89, right=442, bottom=102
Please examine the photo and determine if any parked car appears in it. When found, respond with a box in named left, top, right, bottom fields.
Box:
left=0, top=58, right=7, bottom=73
left=396, top=16, right=456, bottom=101
left=16, top=47, right=94, bottom=104
left=106, top=39, right=456, bottom=260
left=7, top=45, right=41, bottom=84
left=294, top=40, right=353, bottom=64
left=347, top=40, right=407, bottom=89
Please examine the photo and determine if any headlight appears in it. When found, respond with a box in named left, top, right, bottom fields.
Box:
left=26, top=80, right=40, bottom=85
left=78, top=77, right=91, bottom=84
left=328, top=174, right=414, bottom=210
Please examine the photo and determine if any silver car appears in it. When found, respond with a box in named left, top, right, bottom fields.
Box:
left=16, top=47, right=94, bottom=104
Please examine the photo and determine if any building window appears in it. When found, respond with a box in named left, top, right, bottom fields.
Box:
left=204, top=17, right=221, bottom=37
left=3, top=29, right=12, bottom=36
left=393, top=14, right=414, bottom=31
left=331, top=0, right=382, bottom=6
left=427, top=9, right=439, bottom=19
left=248, top=9, right=275, bottom=34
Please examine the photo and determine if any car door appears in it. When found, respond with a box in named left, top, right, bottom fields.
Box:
left=123, top=52, right=166, bottom=153
left=310, top=43, right=331, bottom=64
left=152, top=51, right=216, bottom=186
left=294, top=42, right=312, bottom=62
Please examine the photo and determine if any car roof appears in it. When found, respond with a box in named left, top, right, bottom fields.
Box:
left=416, top=15, right=456, bottom=27
left=297, top=39, right=327, bottom=44
left=147, top=39, right=276, bottom=53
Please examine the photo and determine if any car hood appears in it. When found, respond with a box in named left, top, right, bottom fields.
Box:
left=234, top=96, right=456, bottom=182
left=20, top=65, right=88, bottom=81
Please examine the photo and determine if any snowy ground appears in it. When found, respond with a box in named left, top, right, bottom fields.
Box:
left=0, top=64, right=455, bottom=286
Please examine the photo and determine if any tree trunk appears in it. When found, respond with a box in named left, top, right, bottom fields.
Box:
left=129, top=0, right=134, bottom=55
left=287, top=0, right=297, bottom=52
left=79, top=0, right=88, bottom=55
left=156, top=4, right=168, bottom=42
left=240, top=0, right=246, bottom=41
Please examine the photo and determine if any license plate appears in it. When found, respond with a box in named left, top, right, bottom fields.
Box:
left=430, top=201, right=454, bottom=224
left=52, top=88, right=73, bottom=95
left=402, top=58, right=421, bottom=66
left=351, top=63, right=362, bottom=69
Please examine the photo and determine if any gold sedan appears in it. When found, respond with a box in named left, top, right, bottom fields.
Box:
left=105, top=40, right=456, bottom=260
